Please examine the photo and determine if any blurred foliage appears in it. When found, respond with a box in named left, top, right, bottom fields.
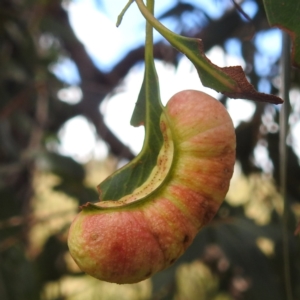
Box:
left=263, top=0, right=300, bottom=68
left=0, top=0, right=300, bottom=300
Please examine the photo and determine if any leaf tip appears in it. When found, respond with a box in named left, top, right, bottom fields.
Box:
left=80, top=202, right=101, bottom=212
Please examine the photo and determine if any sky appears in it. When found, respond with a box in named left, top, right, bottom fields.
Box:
left=66, top=0, right=237, bottom=71
left=50, top=0, right=298, bottom=169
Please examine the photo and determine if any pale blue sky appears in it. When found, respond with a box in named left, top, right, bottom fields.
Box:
left=66, top=0, right=243, bottom=72
left=52, top=0, right=294, bottom=166
left=54, top=0, right=280, bottom=85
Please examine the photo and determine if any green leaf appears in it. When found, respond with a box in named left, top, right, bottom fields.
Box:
left=53, top=181, right=99, bottom=205
left=0, top=246, right=40, bottom=300
left=130, top=74, right=147, bottom=127
left=97, top=1, right=166, bottom=202
left=263, top=0, right=300, bottom=69
left=116, top=0, right=134, bottom=27
left=35, top=151, right=85, bottom=181
left=135, top=0, right=283, bottom=105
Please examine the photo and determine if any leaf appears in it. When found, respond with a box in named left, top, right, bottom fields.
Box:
left=97, top=62, right=163, bottom=202
left=263, top=0, right=300, bottom=69
left=0, top=246, right=40, bottom=300
left=187, top=218, right=283, bottom=300
left=97, top=2, right=165, bottom=201
left=135, top=0, right=283, bottom=105
left=53, top=181, right=99, bottom=205
left=35, top=152, right=85, bottom=181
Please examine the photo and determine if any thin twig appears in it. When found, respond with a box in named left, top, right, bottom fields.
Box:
left=230, top=0, right=252, bottom=22
left=0, top=208, right=77, bottom=230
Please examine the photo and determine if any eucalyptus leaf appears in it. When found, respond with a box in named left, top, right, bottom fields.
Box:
left=97, top=1, right=165, bottom=201
left=135, top=0, right=283, bottom=104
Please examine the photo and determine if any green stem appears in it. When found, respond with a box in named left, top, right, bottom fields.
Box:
left=116, top=0, right=134, bottom=27
left=136, top=0, right=188, bottom=48
left=135, top=0, right=236, bottom=90
left=144, top=0, right=163, bottom=112
left=145, top=0, right=154, bottom=70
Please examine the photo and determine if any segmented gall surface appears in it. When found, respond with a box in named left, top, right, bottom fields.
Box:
left=68, top=90, right=236, bottom=284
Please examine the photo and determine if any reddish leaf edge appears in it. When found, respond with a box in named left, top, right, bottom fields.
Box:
left=220, top=65, right=283, bottom=104
left=196, top=39, right=284, bottom=104
left=134, top=0, right=284, bottom=105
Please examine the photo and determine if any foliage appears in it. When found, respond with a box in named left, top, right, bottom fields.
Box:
left=98, top=2, right=164, bottom=200
left=0, top=0, right=300, bottom=299
left=263, top=0, right=300, bottom=68
left=135, top=0, right=282, bottom=104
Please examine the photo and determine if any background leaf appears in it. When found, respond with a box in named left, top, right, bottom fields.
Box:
left=263, top=0, right=300, bottom=68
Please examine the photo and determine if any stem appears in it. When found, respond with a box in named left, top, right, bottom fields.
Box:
left=116, top=0, right=134, bottom=27
left=135, top=0, right=173, bottom=42
left=135, top=0, right=236, bottom=91
left=144, top=0, right=163, bottom=110
left=280, top=31, right=293, bottom=300
left=145, top=0, right=154, bottom=64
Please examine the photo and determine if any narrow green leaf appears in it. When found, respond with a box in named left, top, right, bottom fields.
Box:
left=263, top=0, right=300, bottom=69
left=135, top=0, right=283, bottom=104
left=130, top=74, right=146, bottom=126
left=97, top=0, right=165, bottom=201
left=116, top=0, right=134, bottom=27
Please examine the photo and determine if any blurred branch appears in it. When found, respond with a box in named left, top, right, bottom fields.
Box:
left=0, top=208, right=76, bottom=231
left=27, top=82, right=49, bottom=150
left=230, top=0, right=252, bottom=23
left=45, top=1, right=135, bottom=159
left=280, top=31, right=293, bottom=300
left=0, top=83, right=40, bottom=120
left=0, top=208, right=77, bottom=253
